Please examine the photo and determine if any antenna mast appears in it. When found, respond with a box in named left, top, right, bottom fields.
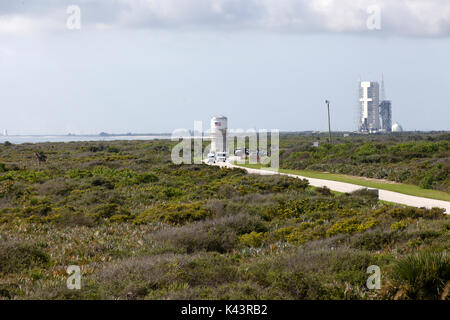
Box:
left=381, top=73, right=386, bottom=101
left=355, top=75, right=362, bottom=131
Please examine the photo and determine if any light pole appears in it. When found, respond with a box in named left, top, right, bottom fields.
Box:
left=325, top=100, right=332, bottom=144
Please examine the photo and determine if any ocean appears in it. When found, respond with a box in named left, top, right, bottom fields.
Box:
left=0, top=135, right=171, bottom=144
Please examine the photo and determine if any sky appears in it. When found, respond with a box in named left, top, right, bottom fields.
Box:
left=1, top=0, right=450, bottom=134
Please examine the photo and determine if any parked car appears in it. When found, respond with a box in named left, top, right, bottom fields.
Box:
left=235, top=148, right=245, bottom=157
left=249, top=150, right=259, bottom=163
left=259, top=150, right=268, bottom=157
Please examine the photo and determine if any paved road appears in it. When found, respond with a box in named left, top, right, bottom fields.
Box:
left=208, top=161, right=450, bottom=214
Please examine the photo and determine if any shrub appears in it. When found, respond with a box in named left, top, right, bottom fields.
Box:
left=239, top=232, right=266, bottom=247
left=93, top=253, right=238, bottom=299
left=94, top=253, right=181, bottom=298
left=246, top=247, right=373, bottom=299
left=387, top=207, right=445, bottom=220
left=161, top=187, right=183, bottom=199
left=316, top=186, right=332, bottom=196
left=181, top=253, right=238, bottom=286
left=0, top=241, right=50, bottom=274
left=22, top=204, right=53, bottom=217
left=109, top=214, right=133, bottom=223
left=420, top=164, right=446, bottom=190
left=0, top=284, right=19, bottom=299
left=420, top=173, right=434, bottom=189
left=272, top=271, right=327, bottom=300
left=91, top=176, right=114, bottom=189
left=391, top=251, right=450, bottom=299
left=136, top=173, right=158, bottom=184
left=107, top=146, right=120, bottom=153
left=350, top=188, right=379, bottom=200
left=89, top=145, right=105, bottom=152
left=355, top=143, right=377, bottom=156
left=391, top=220, right=407, bottom=231
left=218, top=184, right=235, bottom=198
left=326, top=217, right=378, bottom=237
left=134, top=202, right=211, bottom=225
left=0, top=180, right=15, bottom=197
left=56, top=211, right=96, bottom=227
left=150, top=214, right=265, bottom=253
left=94, top=203, right=129, bottom=219
left=272, top=222, right=326, bottom=245
left=351, top=230, right=399, bottom=251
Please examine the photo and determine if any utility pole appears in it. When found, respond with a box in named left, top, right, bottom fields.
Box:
left=325, top=100, right=332, bottom=144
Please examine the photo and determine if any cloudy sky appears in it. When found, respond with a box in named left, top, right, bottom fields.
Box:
left=1, top=0, right=449, bottom=134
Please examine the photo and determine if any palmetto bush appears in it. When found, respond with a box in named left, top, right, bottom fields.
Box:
left=392, top=251, right=449, bottom=299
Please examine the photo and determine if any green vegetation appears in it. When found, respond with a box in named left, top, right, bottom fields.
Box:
left=237, top=164, right=450, bottom=201
left=235, top=132, right=450, bottom=201
left=278, top=132, right=449, bottom=192
left=279, top=169, right=450, bottom=201
left=0, top=137, right=448, bottom=300
left=392, top=251, right=449, bottom=299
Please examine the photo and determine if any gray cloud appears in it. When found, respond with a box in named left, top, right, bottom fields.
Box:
left=1, top=0, right=450, bottom=37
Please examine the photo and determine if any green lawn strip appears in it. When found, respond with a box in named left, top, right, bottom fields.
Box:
left=234, top=162, right=450, bottom=202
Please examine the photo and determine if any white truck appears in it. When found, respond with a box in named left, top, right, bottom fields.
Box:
left=216, top=152, right=228, bottom=163
left=207, top=153, right=216, bottom=164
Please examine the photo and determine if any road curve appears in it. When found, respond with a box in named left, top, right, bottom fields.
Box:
left=208, top=161, right=450, bottom=214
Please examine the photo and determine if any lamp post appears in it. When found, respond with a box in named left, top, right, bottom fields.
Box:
left=325, top=100, right=332, bottom=144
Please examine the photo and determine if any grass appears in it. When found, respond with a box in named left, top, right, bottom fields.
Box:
left=235, top=163, right=450, bottom=202
left=277, top=133, right=449, bottom=193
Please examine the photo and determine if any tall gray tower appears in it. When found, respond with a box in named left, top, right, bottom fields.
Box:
left=359, top=81, right=380, bottom=132
left=379, top=74, right=392, bottom=132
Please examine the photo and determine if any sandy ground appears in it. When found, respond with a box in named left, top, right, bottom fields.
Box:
left=207, top=159, right=450, bottom=214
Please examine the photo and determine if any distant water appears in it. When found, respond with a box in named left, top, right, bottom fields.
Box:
left=0, top=135, right=171, bottom=144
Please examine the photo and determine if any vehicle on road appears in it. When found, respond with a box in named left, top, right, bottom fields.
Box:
left=235, top=148, right=245, bottom=157
left=216, top=152, right=228, bottom=163
left=249, top=150, right=259, bottom=163
left=207, top=153, right=216, bottom=163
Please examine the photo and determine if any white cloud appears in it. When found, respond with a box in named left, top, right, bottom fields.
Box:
left=113, top=0, right=450, bottom=37
left=0, top=16, right=36, bottom=34
left=1, top=0, right=450, bottom=37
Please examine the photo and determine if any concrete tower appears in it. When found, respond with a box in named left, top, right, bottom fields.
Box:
left=210, top=116, right=228, bottom=153
left=359, top=81, right=380, bottom=132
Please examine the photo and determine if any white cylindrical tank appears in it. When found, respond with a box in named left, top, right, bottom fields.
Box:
left=211, top=116, right=228, bottom=153
left=392, top=122, right=403, bottom=132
